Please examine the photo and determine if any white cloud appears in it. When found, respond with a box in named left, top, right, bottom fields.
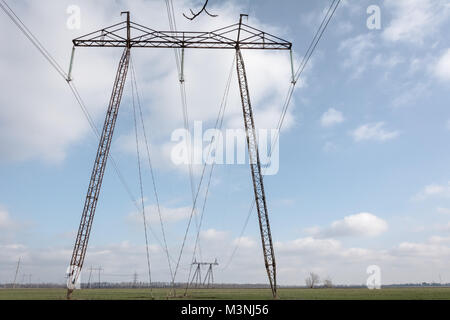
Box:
left=323, top=141, right=337, bottom=153
left=0, top=209, right=13, bottom=229
left=351, top=122, right=399, bottom=142
left=340, top=0, right=449, bottom=80
left=429, top=236, right=450, bottom=244
left=0, top=207, right=25, bottom=240
left=232, top=236, right=256, bottom=248
left=320, top=108, right=344, bottom=127
left=413, top=182, right=450, bottom=200
left=433, top=49, right=450, bottom=82
left=309, top=213, right=388, bottom=238
left=393, top=237, right=450, bottom=258
left=391, top=81, right=429, bottom=108
left=437, top=222, right=450, bottom=233
left=339, top=33, right=375, bottom=77
left=3, top=230, right=450, bottom=285
left=382, top=0, right=450, bottom=44
left=0, top=1, right=123, bottom=163
left=115, top=4, right=299, bottom=175
left=338, top=35, right=405, bottom=78
left=0, top=243, right=28, bottom=268
left=335, top=21, right=353, bottom=35
left=423, top=184, right=445, bottom=195
left=127, top=204, right=195, bottom=225
left=276, top=237, right=341, bottom=253
left=0, top=0, right=298, bottom=167
left=372, top=54, right=405, bottom=69
left=437, top=207, right=450, bottom=215
left=4, top=0, right=450, bottom=288
left=200, top=228, right=227, bottom=241
left=0, top=206, right=36, bottom=247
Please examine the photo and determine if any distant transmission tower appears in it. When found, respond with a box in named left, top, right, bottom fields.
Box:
left=97, top=266, right=103, bottom=288
left=203, top=259, right=218, bottom=288
left=190, top=261, right=202, bottom=289
left=87, top=266, right=93, bottom=288
left=133, top=271, right=138, bottom=288
left=20, top=273, right=32, bottom=287
left=12, top=257, right=20, bottom=289
left=190, top=259, right=218, bottom=288
left=86, top=266, right=103, bottom=288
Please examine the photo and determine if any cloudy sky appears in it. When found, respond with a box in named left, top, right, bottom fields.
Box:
left=1, top=0, right=450, bottom=287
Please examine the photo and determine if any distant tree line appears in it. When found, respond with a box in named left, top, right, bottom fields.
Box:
left=1, top=281, right=449, bottom=289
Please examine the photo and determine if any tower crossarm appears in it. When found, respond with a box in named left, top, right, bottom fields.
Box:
left=73, top=21, right=291, bottom=50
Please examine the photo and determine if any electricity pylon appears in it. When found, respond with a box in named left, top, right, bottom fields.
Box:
left=133, top=271, right=138, bottom=288
left=190, top=259, right=218, bottom=288
left=190, top=261, right=202, bottom=289
left=203, top=259, right=219, bottom=288
left=87, top=266, right=93, bottom=288
left=12, top=257, right=20, bottom=289
left=66, top=11, right=292, bottom=299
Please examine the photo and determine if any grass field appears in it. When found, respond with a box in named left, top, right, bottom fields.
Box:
left=1, top=287, right=450, bottom=300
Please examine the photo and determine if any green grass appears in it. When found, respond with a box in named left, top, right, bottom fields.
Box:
left=1, top=287, right=450, bottom=300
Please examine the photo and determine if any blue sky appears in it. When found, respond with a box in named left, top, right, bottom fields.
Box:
left=1, top=0, right=450, bottom=286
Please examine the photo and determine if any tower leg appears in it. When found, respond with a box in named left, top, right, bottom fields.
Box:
left=66, top=289, right=74, bottom=300
left=66, top=48, right=131, bottom=299
left=235, top=48, right=277, bottom=298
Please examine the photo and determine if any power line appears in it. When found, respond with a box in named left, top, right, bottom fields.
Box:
left=164, top=0, right=207, bottom=292
left=68, top=83, right=172, bottom=254
left=2, top=0, right=318, bottom=292
left=170, top=53, right=236, bottom=294
left=2, top=0, right=209, bottom=276
left=276, top=0, right=341, bottom=138
left=0, top=0, right=67, bottom=79
left=184, top=55, right=235, bottom=295
left=130, top=58, right=175, bottom=284
left=0, top=0, right=171, bottom=257
left=222, top=201, right=254, bottom=270
left=130, top=59, right=153, bottom=297
left=164, top=0, right=204, bottom=262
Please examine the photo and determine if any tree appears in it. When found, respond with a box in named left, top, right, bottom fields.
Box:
left=305, top=272, right=320, bottom=288
left=323, top=277, right=333, bottom=288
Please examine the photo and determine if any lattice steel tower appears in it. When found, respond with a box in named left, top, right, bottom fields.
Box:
left=66, top=12, right=292, bottom=299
